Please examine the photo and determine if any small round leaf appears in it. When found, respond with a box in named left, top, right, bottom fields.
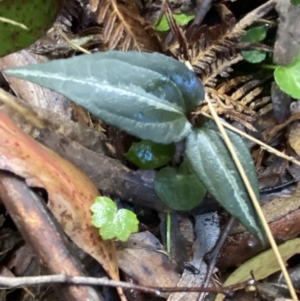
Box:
left=124, top=140, right=175, bottom=169
left=275, top=50, right=300, bottom=98
left=154, top=163, right=206, bottom=211
left=241, top=26, right=267, bottom=43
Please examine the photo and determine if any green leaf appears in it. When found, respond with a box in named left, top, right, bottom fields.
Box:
left=185, top=125, right=265, bottom=243
left=291, top=0, right=300, bottom=6
left=91, top=196, right=139, bottom=241
left=125, top=140, right=175, bottom=169
left=240, top=27, right=267, bottom=64
left=241, top=50, right=266, bottom=63
left=154, top=160, right=206, bottom=211
left=241, top=26, right=267, bottom=43
left=155, top=14, right=195, bottom=32
left=0, top=0, right=61, bottom=57
left=274, top=50, right=300, bottom=98
left=4, top=51, right=201, bottom=144
left=215, top=238, right=300, bottom=301
left=5, top=51, right=204, bottom=116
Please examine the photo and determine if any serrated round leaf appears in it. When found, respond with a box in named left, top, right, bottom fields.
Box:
left=241, top=50, right=266, bottom=63
left=185, top=126, right=265, bottom=243
left=5, top=52, right=194, bottom=144
left=154, top=166, right=206, bottom=211
left=0, top=0, right=61, bottom=57
left=112, top=209, right=139, bottom=242
left=241, top=26, right=267, bottom=43
left=91, top=197, right=139, bottom=241
left=124, top=140, right=175, bottom=169
left=274, top=50, right=300, bottom=98
left=90, top=197, right=117, bottom=228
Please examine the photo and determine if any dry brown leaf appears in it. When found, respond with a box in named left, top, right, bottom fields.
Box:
left=288, top=121, right=300, bottom=157
left=0, top=110, right=119, bottom=282
left=0, top=50, right=72, bottom=118
left=0, top=88, right=108, bottom=155
left=117, top=232, right=179, bottom=294
left=92, top=0, right=160, bottom=51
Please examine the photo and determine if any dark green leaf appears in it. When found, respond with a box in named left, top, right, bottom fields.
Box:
left=0, top=0, right=61, bottom=57
left=274, top=50, right=300, bottom=98
left=125, top=140, right=175, bottom=169
left=241, top=26, right=267, bottom=43
left=291, top=0, right=300, bottom=6
left=92, top=51, right=204, bottom=112
left=5, top=51, right=196, bottom=144
left=154, top=160, right=206, bottom=211
left=241, top=50, right=266, bottom=63
left=185, top=126, right=265, bottom=243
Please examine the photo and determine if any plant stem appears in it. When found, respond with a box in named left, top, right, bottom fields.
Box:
left=166, top=212, right=171, bottom=254
left=261, top=64, right=277, bottom=70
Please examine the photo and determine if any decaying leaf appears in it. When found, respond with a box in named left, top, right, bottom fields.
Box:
left=0, top=88, right=108, bottom=155
left=216, top=238, right=300, bottom=301
left=0, top=50, right=72, bottom=118
left=0, top=110, right=119, bottom=282
left=117, top=231, right=179, bottom=295
left=288, top=121, right=300, bottom=157
left=195, top=75, right=271, bottom=131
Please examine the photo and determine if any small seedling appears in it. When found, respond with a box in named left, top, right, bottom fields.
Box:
left=241, top=26, right=268, bottom=63
left=90, top=196, right=139, bottom=241
left=155, top=13, right=194, bottom=32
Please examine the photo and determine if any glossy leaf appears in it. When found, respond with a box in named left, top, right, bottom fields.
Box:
left=4, top=51, right=199, bottom=144
left=125, top=140, right=175, bottom=169
left=186, top=125, right=265, bottom=243
left=155, top=14, right=195, bottom=32
left=0, top=0, right=61, bottom=57
left=91, top=196, right=139, bottom=241
left=274, top=50, right=300, bottom=98
left=154, top=160, right=206, bottom=211
left=5, top=51, right=204, bottom=114
left=93, top=51, right=204, bottom=113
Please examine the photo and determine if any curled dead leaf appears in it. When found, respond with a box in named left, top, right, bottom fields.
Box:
left=0, top=109, right=119, bottom=282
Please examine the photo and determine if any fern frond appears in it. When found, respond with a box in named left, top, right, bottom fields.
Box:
left=201, top=53, right=243, bottom=86
left=194, top=74, right=272, bottom=131
left=189, top=18, right=242, bottom=75
left=93, top=0, right=160, bottom=51
left=189, top=0, right=276, bottom=79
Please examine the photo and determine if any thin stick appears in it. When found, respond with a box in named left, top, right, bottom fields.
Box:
left=166, top=212, right=171, bottom=254
left=0, top=274, right=235, bottom=295
left=54, top=26, right=91, bottom=54
left=205, top=97, right=298, bottom=301
left=199, top=112, right=300, bottom=167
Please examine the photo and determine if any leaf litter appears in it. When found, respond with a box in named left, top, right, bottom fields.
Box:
left=1, top=1, right=300, bottom=301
